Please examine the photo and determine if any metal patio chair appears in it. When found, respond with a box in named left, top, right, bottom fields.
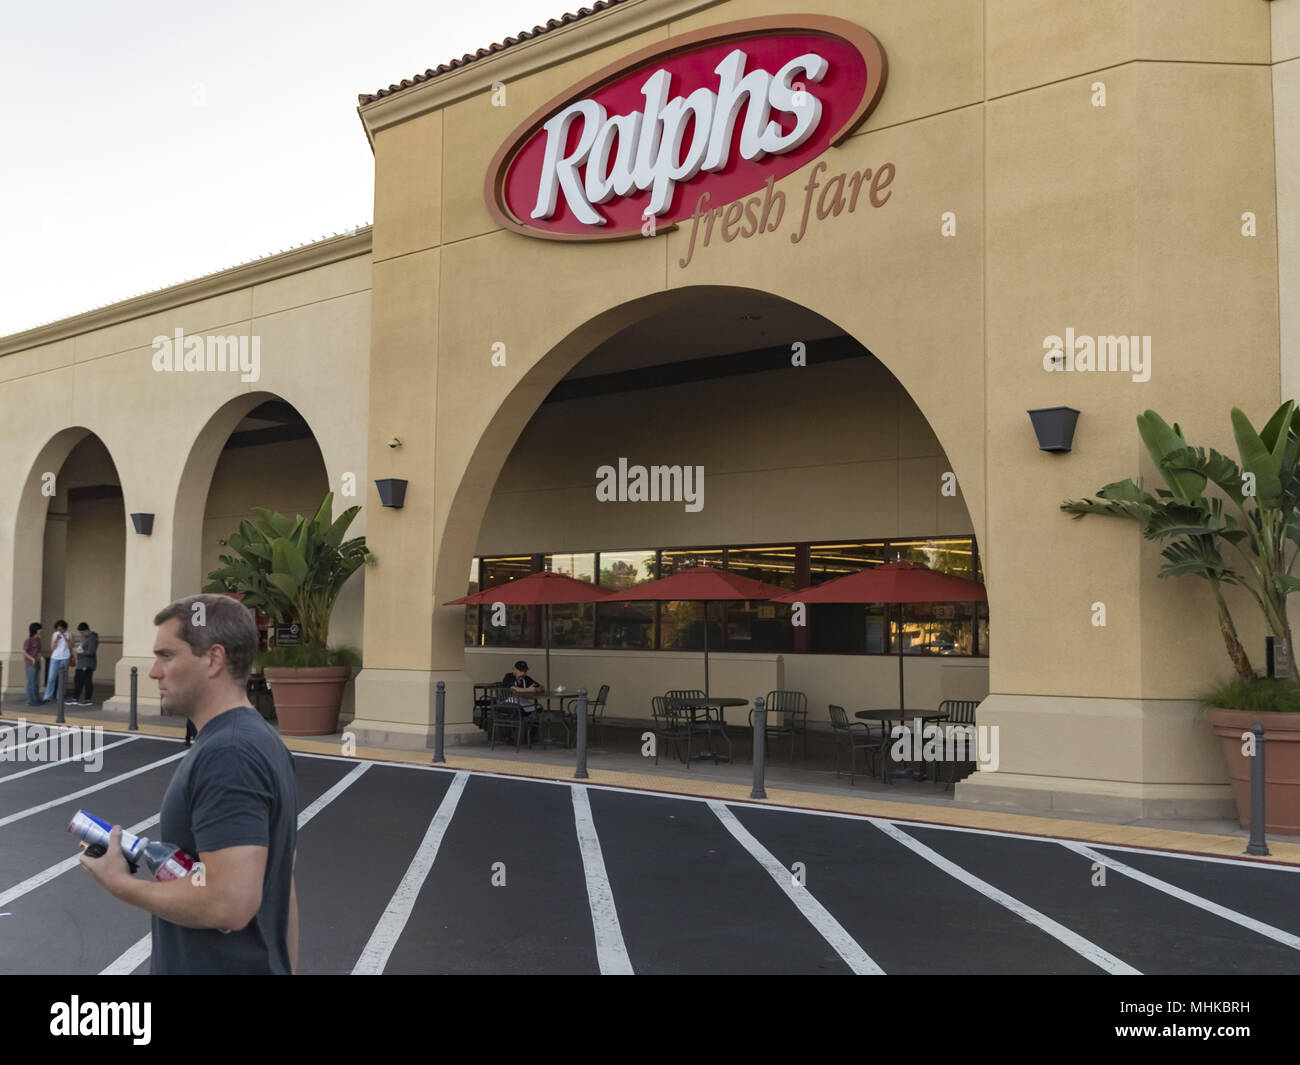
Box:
left=580, top=684, right=611, bottom=745
left=489, top=699, right=536, bottom=752
left=474, top=683, right=511, bottom=732
left=651, top=695, right=693, bottom=766
left=828, top=704, right=887, bottom=785
left=749, top=690, right=808, bottom=762
left=933, top=699, right=981, bottom=787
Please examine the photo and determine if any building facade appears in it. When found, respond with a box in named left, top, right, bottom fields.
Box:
left=2, top=0, right=1299, bottom=821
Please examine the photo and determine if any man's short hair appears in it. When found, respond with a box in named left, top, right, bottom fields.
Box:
left=77, top=622, right=90, bottom=631
left=514, top=660, right=529, bottom=671
left=153, top=594, right=258, bottom=684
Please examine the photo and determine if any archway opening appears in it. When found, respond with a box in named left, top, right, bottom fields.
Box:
left=37, top=434, right=125, bottom=707
left=450, top=288, right=989, bottom=765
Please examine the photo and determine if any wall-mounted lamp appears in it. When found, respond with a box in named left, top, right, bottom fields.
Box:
left=130, top=512, right=155, bottom=535
left=376, top=479, right=407, bottom=508
left=1027, top=406, right=1080, bottom=453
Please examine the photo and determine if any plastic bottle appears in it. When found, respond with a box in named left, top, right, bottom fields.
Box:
left=68, top=810, right=197, bottom=882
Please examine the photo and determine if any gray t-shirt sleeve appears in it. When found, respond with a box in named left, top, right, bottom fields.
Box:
left=190, top=741, right=273, bottom=853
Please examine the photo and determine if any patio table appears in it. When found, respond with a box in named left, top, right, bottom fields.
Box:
left=855, top=709, right=949, bottom=781
left=668, top=696, right=748, bottom=763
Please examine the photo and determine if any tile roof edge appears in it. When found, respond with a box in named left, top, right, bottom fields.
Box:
left=357, top=1, right=630, bottom=105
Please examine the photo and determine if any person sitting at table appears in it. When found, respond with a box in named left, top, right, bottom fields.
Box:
left=501, top=660, right=543, bottom=713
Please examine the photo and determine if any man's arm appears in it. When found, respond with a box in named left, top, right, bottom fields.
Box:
left=81, top=826, right=265, bottom=931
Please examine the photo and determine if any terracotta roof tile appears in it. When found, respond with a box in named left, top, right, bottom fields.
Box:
left=358, top=1, right=630, bottom=105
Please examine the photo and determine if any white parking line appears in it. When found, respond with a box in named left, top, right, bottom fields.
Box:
left=99, top=934, right=153, bottom=976
left=0, top=736, right=137, bottom=783
left=871, top=819, right=1141, bottom=975
left=101, top=761, right=374, bottom=975
left=711, top=801, right=883, bottom=974
left=1059, top=840, right=1300, bottom=951
left=0, top=815, right=160, bottom=910
left=0, top=750, right=187, bottom=831
left=352, top=771, right=469, bottom=975
left=572, top=785, right=633, bottom=975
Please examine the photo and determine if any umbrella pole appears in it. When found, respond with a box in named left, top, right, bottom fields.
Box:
left=703, top=602, right=710, bottom=697
left=545, top=604, right=552, bottom=693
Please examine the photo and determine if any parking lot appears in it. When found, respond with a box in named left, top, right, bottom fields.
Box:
left=2, top=727, right=1299, bottom=975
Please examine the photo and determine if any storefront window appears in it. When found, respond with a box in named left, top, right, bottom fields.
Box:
left=479, top=555, right=533, bottom=646
left=659, top=547, right=724, bottom=575
left=467, top=539, right=988, bottom=657
left=809, top=542, right=887, bottom=653
left=889, top=537, right=975, bottom=577
left=725, top=546, right=797, bottom=652
left=545, top=553, right=595, bottom=648
left=888, top=538, right=980, bottom=655
left=597, top=550, right=657, bottom=649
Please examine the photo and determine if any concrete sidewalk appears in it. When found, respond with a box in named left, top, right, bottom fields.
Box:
left=6, top=694, right=1298, bottom=866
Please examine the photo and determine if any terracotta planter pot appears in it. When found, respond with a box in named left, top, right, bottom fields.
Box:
left=1207, top=706, right=1300, bottom=835
left=264, top=666, right=353, bottom=737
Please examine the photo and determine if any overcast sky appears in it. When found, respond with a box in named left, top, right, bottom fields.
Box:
left=0, top=0, right=573, bottom=337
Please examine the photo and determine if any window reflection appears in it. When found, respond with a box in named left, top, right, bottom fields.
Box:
left=479, top=556, right=533, bottom=646
left=597, top=550, right=657, bottom=649
left=545, top=553, right=596, bottom=648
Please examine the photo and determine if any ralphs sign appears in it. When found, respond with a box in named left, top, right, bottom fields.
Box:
left=485, top=16, right=887, bottom=241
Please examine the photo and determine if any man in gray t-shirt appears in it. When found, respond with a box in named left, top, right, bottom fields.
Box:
left=79, top=594, right=299, bottom=974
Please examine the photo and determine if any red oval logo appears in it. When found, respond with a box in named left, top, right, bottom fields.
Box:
left=485, top=16, right=888, bottom=242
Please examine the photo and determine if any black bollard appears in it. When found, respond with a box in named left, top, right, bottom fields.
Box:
left=574, top=688, right=589, bottom=780
left=433, top=680, right=446, bottom=764
left=0, top=659, right=4, bottom=718
left=129, top=666, right=139, bottom=732
left=1245, top=722, right=1269, bottom=856
left=55, top=662, right=66, bottom=725
left=751, top=695, right=767, bottom=799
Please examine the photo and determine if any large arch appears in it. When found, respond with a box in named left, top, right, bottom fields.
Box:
left=4, top=426, right=131, bottom=699
left=431, top=283, right=988, bottom=665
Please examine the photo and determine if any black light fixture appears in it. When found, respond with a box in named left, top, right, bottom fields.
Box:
left=1027, top=406, right=1080, bottom=453
left=376, top=478, right=407, bottom=508
left=130, top=512, right=155, bottom=535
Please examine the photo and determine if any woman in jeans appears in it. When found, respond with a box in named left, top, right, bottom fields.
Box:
left=23, top=621, right=42, bottom=706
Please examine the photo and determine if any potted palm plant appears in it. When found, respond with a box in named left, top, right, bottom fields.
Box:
left=1062, top=402, right=1300, bottom=832
left=204, top=493, right=372, bottom=736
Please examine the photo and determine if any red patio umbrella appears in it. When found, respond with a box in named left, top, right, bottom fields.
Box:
left=770, top=560, right=987, bottom=711
left=602, top=566, right=790, bottom=695
left=444, top=570, right=612, bottom=691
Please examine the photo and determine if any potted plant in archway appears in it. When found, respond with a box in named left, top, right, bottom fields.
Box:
left=1061, top=402, right=1300, bottom=832
left=204, top=493, right=372, bottom=736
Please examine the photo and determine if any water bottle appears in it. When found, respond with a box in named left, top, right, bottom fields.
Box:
left=68, top=810, right=198, bottom=882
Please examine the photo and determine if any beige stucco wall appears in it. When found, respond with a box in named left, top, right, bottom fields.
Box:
left=0, top=239, right=372, bottom=707
left=478, top=356, right=974, bottom=554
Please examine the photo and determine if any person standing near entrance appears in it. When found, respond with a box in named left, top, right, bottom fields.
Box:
left=78, top=593, right=299, bottom=974
left=72, top=622, right=99, bottom=707
left=23, top=622, right=43, bottom=706
left=43, top=619, right=72, bottom=703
